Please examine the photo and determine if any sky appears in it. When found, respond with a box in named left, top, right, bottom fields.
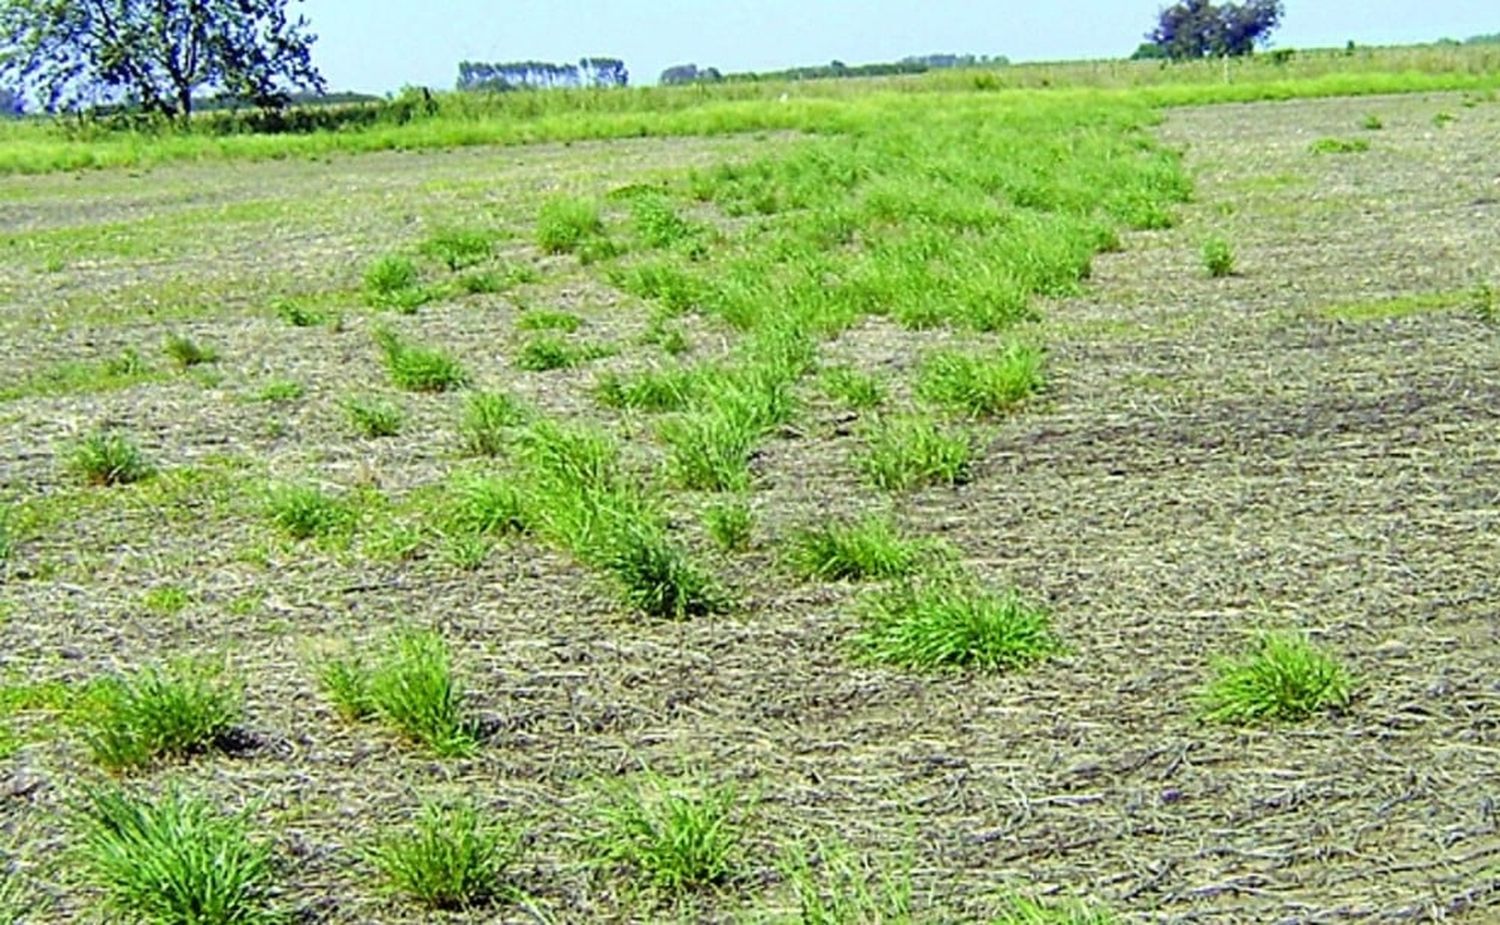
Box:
left=298, top=1, right=1499, bottom=94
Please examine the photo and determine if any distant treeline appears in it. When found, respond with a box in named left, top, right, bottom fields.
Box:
left=456, top=58, right=629, bottom=92
left=1465, top=33, right=1500, bottom=45
left=661, top=53, right=1010, bottom=86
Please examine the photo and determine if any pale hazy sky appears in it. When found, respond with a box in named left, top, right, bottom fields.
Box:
left=299, top=1, right=1498, bottom=93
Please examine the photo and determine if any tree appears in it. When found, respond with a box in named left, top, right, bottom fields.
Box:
left=0, top=0, right=325, bottom=122
left=1145, top=0, right=1283, bottom=60
left=0, top=85, right=20, bottom=116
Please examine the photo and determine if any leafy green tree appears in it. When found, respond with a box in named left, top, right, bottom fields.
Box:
left=0, top=0, right=324, bottom=122
left=1145, top=0, right=1284, bottom=60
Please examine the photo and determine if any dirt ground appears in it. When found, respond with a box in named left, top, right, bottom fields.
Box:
left=0, top=92, right=1497, bottom=923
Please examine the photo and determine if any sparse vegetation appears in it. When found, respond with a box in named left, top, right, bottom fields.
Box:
left=703, top=499, right=753, bottom=552
left=1361, top=113, right=1384, bottom=130
left=164, top=333, right=218, bottom=368
left=76, top=787, right=277, bottom=925
left=1198, top=632, right=1353, bottom=724
left=536, top=196, right=605, bottom=255
left=787, top=516, right=942, bottom=581
left=365, top=254, right=428, bottom=310
left=420, top=228, right=494, bottom=271
left=343, top=394, right=405, bottom=437
left=514, top=335, right=611, bottom=372
left=1309, top=136, right=1370, bottom=154
left=820, top=366, right=887, bottom=411
left=366, top=800, right=522, bottom=910
left=916, top=344, right=1045, bottom=417
left=264, top=482, right=354, bottom=539
left=459, top=391, right=530, bottom=456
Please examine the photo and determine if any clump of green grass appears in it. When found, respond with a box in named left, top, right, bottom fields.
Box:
left=854, top=579, right=1059, bottom=672
left=163, top=333, right=218, bottom=368
left=599, top=524, right=731, bottom=620
left=594, top=367, right=703, bottom=413
left=67, top=431, right=154, bottom=487
left=658, top=411, right=758, bottom=492
left=536, top=196, right=605, bottom=255
left=513, top=335, right=611, bottom=372
left=1433, top=111, right=1457, bottom=127
left=459, top=391, right=530, bottom=456
left=105, top=348, right=148, bottom=377
left=343, top=394, right=405, bottom=438
left=916, top=344, right=1044, bottom=417
left=787, top=516, right=941, bottom=582
left=273, top=297, right=325, bottom=327
left=820, top=365, right=887, bottom=411
left=366, top=800, right=522, bottom=911
left=1471, top=281, right=1496, bottom=325
left=254, top=379, right=304, bottom=402
left=264, top=483, right=354, bottom=539
left=0, top=503, right=13, bottom=563
left=142, top=585, right=190, bottom=615
left=1360, top=113, right=1384, bottom=130
left=859, top=417, right=973, bottom=491
left=75, top=787, right=277, bottom=925
left=631, top=195, right=698, bottom=249
left=1309, top=137, right=1370, bottom=155
left=1201, top=236, right=1235, bottom=278
left=702, top=499, right=752, bottom=553
left=442, top=472, right=528, bottom=538
left=365, top=254, right=431, bottom=311
left=591, top=772, right=744, bottom=896
left=319, top=628, right=475, bottom=755
left=419, top=228, right=494, bottom=271
left=516, top=310, right=583, bottom=333
left=375, top=329, right=469, bottom=392
left=1198, top=632, right=1353, bottom=725
left=83, top=661, right=242, bottom=772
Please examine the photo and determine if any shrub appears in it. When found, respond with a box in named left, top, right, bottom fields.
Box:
left=83, top=661, right=242, bottom=772
left=854, top=579, right=1059, bottom=672
left=76, top=787, right=276, bottom=925
left=859, top=417, right=973, bottom=491
left=916, top=344, right=1045, bottom=417
left=591, top=773, right=744, bottom=896
left=703, top=500, right=752, bottom=553
left=536, top=196, right=605, bottom=255
left=459, top=391, right=529, bottom=456
left=68, top=431, right=153, bottom=487
left=343, top=395, right=405, bottom=438
left=163, top=333, right=218, bottom=368
left=366, top=800, right=522, bottom=910
left=320, top=628, right=475, bottom=755
left=1198, top=632, right=1353, bottom=724
left=787, top=516, right=939, bottom=582
left=375, top=329, right=469, bottom=392
left=419, top=228, right=494, bottom=271
left=264, top=483, right=354, bottom=539
left=1201, top=236, right=1235, bottom=278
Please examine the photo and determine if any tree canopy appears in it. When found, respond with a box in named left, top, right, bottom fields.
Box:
left=1143, top=0, right=1284, bottom=60
left=0, top=0, right=325, bottom=121
left=457, top=58, right=629, bottom=92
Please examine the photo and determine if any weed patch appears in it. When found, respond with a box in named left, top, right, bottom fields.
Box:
left=1309, top=137, right=1370, bottom=154
left=514, top=335, right=611, bottom=372
left=855, top=579, right=1059, bottom=672
left=82, top=661, right=242, bottom=772
left=787, top=516, right=942, bottom=582
left=375, top=329, right=469, bottom=392
left=917, top=344, right=1045, bottom=417
left=419, top=228, right=494, bottom=271
left=68, top=431, right=154, bottom=487
left=264, top=483, right=354, bottom=539
left=164, top=333, right=218, bottom=368
left=1202, top=236, right=1235, bottom=277
left=536, top=196, right=605, bottom=255
left=366, top=800, right=522, bottom=910
left=320, top=628, right=476, bottom=755
left=343, top=394, right=405, bottom=438
left=590, top=772, right=744, bottom=897
left=860, top=417, right=973, bottom=491
left=459, top=391, right=530, bottom=456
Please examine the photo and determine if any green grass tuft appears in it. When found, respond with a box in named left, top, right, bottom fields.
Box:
left=591, top=772, right=744, bottom=896
left=342, top=394, right=405, bottom=438
left=366, top=800, right=521, bottom=911
left=442, top=472, right=529, bottom=538
left=599, top=524, right=731, bottom=620
left=992, top=894, right=1119, bottom=924
left=916, top=344, right=1045, bottom=417
left=702, top=499, right=753, bottom=553
left=855, top=579, right=1059, bottom=672
left=594, top=367, right=703, bottom=413
left=459, top=391, right=530, bottom=456
left=536, top=196, right=605, bottom=255
left=1201, top=236, right=1235, bottom=278
left=163, top=333, right=218, bottom=368
left=264, top=483, right=354, bottom=539
left=365, top=254, right=431, bottom=311
left=320, top=628, right=476, bottom=755
left=375, top=329, right=469, bottom=392
left=68, top=430, right=154, bottom=487
left=778, top=838, right=913, bottom=925
left=1309, top=137, right=1370, bottom=154
left=658, top=411, right=758, bottom=492
left=513, top=335, right=611, bottom=372
left=859, top=417, right=973, bottom=491
left=419, top=228, right=494, bottom=271
left=787, top=516, right=941, bottom=582
left=516, top=310, right=583, bottom=332
left=76, top=787, right=276, bottom=925
left=1198, top=632, right=1353, bottom=725
left=1360, top=113, right=1384, bottom=130
left=83, top=661, right=242, bottom=772
left=820, top=366, right=887, bottom=411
